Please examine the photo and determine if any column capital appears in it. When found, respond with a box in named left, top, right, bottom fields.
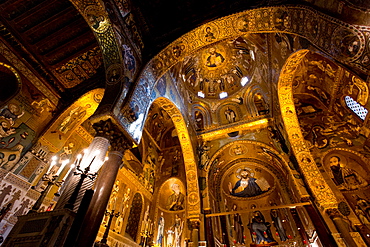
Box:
left=326, top=208, right=341, bottom=219
left=109, top=133, right=131, bottom=153
left=92, top=118, right=131, bottom=153
left=187, top=218, right=200, bottom=230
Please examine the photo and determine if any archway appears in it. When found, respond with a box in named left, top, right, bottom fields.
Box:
left=0, top=63, right=21, bottom=106
left=277, top=49, right=337, bottom=210
left=205, top=140, right=310, bottom=245
left=150, top=97, right=200, bottom=220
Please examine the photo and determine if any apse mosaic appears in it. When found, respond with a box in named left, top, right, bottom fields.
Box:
left=320, top=149, right=370, bottom=239
left=284, top=50, right=370, bottom=242
left=118, top=5, right=370, bottom=144
left=223, top=163, right=274, bottom=200
left=2, top=1, right=370, bottom=246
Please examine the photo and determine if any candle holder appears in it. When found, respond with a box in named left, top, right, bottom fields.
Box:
left=140, top=224, right=154, bottom=247
left=64, top=155, right=98, bottom=210
left=28, top=173, right=63, bottom=214
left=94, top=209, right=120, bottom=247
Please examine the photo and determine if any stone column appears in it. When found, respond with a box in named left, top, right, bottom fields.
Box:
left=220, top=215, right=230, bottom=247
left=290, top=208, right=310, bottom=246
left=189, top=219, right=200, bottom=247
left=74, top=119, right=130, bottom=247
left=327, top=208, right=357, bottom=247
left=204, top=209, right=215, bottom=247
left=304, top=204, right=337, bottom=247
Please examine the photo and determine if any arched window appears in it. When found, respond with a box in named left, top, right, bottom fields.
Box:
left=345, top=96, right=368, bottom=120
left=0, top=63, right=21, bottom=106
left=125, top=193, right=143, bottom=241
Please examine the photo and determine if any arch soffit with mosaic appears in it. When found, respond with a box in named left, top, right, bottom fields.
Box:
left=66, top=1, right=369, bottom=180
left=206, top=140, right=292, bottom=175
left=68, top=0, right=132, bottom=121
left=278, top=49, right=339, bottom=210
left=117, top=5, right=369, bottom=142
left=151, top=97, right=200, bottom=219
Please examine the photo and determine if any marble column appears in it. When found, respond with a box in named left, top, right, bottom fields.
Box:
left=204, top=209, right=215, bottom=247
left=74, top=119, right=130, bottom=247
left=189, top=219, right=200, bottom=247
left=220, top=215, right=230, bottom=247
left=290, top=208, right=310, bottom=246
left=304, top=204, right=337, bottom=247
left=327, top=208, right=357, bottom=247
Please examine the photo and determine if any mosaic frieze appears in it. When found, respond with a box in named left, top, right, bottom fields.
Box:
left=204, top=140, right=303, bottom=212
left=54, top=47, right=102, bottom=88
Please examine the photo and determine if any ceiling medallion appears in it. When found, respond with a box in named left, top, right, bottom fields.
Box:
left=180, top=37, right=257, bottom=99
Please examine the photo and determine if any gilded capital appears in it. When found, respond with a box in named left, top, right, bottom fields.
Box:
left=187, top=219, right=200, bottom=230
left=92, top=118, right=131, bottom=153
left=326, top=208, right=341, bottom=219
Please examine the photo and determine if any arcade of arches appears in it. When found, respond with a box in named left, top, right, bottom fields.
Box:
left=0, top=1, right=370, bottom=247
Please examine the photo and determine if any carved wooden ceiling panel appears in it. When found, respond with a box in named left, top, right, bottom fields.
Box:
left=0, top=0, right=102, bottom=94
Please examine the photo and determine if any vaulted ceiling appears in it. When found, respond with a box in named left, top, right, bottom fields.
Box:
left=0, top=0, right=369, bottom=109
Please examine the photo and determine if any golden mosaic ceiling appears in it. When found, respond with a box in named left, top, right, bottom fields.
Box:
left=177, top=37, right=258, bottom=100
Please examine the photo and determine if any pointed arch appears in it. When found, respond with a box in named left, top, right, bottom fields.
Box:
left=204, top=140, right=305, bottom=210
left=0, top=63, right=22, bottom=106
left=69, top=0, right=134, bottom=120
left=125, top=192, right=143, bottom=241
left=244, top=84, right=260, bottom=117
left=216, top=102, right=241, bottom=125
left=191, top=103, right=211, bottom=131
left=244, top=84, right=270, bottom=118
left=152, top=97, right=201, bottom=219
left=277, top=50, right=337, bottom=210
